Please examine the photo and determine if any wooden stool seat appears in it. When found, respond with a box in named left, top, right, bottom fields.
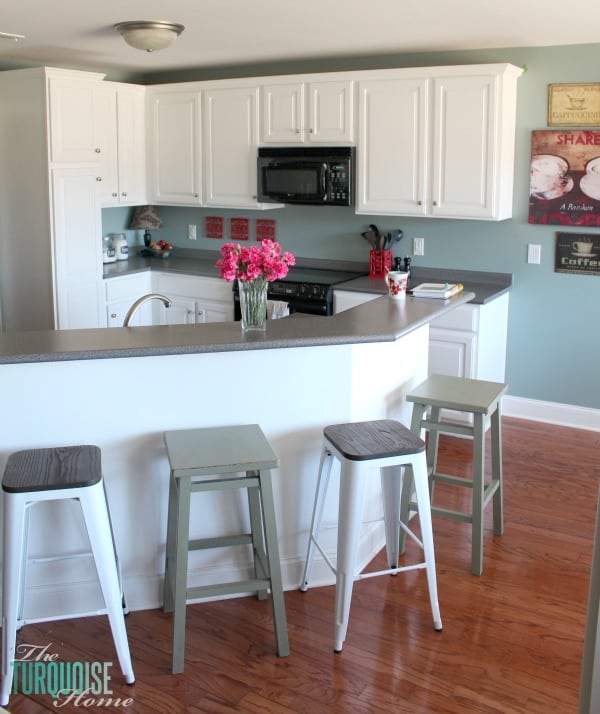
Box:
left=402, top=374, right=508, bottom=575
left=163, top=424, right=289, bottom=674
left=300, top=419, right=442, bottom=652
left=1, top=445, right=135, bottom=707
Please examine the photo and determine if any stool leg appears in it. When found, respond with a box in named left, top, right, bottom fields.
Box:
left=399, top=465, right=414, bottom=555
left=410, top=457, right=443, bottom=631
left=163, top=470, right=179, bottom=613
left=171, top=475, right=192, bottom=674
left=381, top=465, right=402, bottom=569
left=1, top=493, right=27, bottom=706
left=247, top=476, right=269, bottom=600
left=334, top=460, right=367, bottom=652
left=471, top=413, right=486, bottom=576
left=79, top=483, right=135, bottom=685
left=491, top=405, right=504, bottom=536
left=300, top=445, right=333, bottom=591
left=427, top=406, right=442, bottom=502
left=257, top=469, right=290, bottom=657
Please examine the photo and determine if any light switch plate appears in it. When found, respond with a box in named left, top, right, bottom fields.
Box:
left=527, top=243, right=541, bottom=264
left=413, top=237, right=425, bottom=256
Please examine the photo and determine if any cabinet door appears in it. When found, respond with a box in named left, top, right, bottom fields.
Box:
left=430, top=74, right=497, bottom=219
left=196, top=299, right=233, bottom=323
left=428, top=327, right=476, bottom=379
left=148, top=91, right=202, bottom=204
left=261, top=82, right=304, bottom=144
left=203, top=86, right=261, bottom=207
left=52, top=168, right=103, bottom=329
left=116, top=87, right=146, bottom=205
left=48, top=77, right=101, bottom=164
left=307, top=80, right=354, bottom=143
left=94, top=86, right=119, bottom=205
left=157, top=296, right=197, bottom=325
left=356, top=77, right=429, bottom=216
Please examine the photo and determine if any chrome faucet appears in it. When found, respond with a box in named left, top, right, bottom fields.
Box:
left=123, top=293, right=172, bottom=327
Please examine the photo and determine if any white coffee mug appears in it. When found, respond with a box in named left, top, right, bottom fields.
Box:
left=384, top=270, right=409, bottom=300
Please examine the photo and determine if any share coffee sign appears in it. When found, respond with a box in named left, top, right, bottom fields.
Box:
left=529, top=130, right=600, bottom=226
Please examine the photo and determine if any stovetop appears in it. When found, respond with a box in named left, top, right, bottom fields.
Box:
left=268, top=266, right=367, bottom=302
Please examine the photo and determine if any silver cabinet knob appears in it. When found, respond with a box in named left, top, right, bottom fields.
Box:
left=121, top=192, right=127, bottom=197
left=95, top=148, right=101, bottom=154
left=110, top=313, right=117, bottom=319
left=112, top=192, right=118, bottom=197
left=96, top=177, right=102, bottom=182
left=295, top=129, right=300, bottom=134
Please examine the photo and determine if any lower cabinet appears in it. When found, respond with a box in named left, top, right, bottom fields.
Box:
left=105, top=273, right=153, bottom=327
left=153, top=273, right=233, bottom=325
left=333, top=289, right=509, bottom=383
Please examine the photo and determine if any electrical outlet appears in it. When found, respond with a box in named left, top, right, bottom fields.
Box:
left=527, top=243, right=541, bottom=264
left=413, top=237, right=425, bottom=256
left=188, top=224, right=197, bottom=241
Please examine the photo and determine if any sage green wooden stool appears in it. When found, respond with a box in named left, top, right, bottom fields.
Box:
left=163, top=425, right=289, bottom=674
left=400, top=375, right=508, bottom=576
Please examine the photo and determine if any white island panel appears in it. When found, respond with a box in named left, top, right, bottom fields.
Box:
left=0, top=325, right=428, bottom=615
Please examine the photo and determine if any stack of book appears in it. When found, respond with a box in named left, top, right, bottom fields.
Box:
left=410, top=282, right=464, bottom=299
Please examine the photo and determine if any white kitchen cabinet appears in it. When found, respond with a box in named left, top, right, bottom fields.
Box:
left=147, top=89, right=202, bottom=204
left=202, top=84, right=264, bottom=208
left=104, top=273, right=153, bottom=327
left=95, top=83, right=146, bottom=207
left=260, top=79, right=354, bottom=144
left=52, top=168, right=104, bottom=329
left=48, top=71, right=106, bottom=164
left=334, top=288, right=509, bottom=384
left=153, top=273, right=233, bottom=325
left=356, top=76, right=429, bottom=216
left=0, top=67, right=108, bottom=331
left=356, top=64, right=522, bottom=220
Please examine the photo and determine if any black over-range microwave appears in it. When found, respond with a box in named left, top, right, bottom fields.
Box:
left=257, top=146, right=354, bottom=206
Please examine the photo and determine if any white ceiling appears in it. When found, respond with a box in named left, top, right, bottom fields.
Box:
left=1, top=0, right=599, bottom=76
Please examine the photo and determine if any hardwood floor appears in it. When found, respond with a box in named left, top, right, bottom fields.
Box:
left=4, top=417, right=600, bottom=713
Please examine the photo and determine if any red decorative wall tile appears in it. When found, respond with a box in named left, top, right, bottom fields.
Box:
left=205, top=216, right=224, bottom=239
left=255, top=218, right=277, bottom=241
left=230, top=217, right=250, bottom=241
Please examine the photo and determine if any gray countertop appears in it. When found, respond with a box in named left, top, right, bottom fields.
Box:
left=0, top=290, right=475, bottom=365
left=104, top=249, right=512, bottom=305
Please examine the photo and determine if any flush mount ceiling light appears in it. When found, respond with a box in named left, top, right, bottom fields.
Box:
left=114, top=21, right=185, bottom=52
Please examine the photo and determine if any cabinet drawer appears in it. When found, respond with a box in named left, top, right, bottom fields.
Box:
left=431, top=303, right=479, bottom=332
left=105, top=273, right=151, bottom=301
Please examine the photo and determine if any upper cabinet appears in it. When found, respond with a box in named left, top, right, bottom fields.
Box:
left=95, top=83, right=146, bottom=207
left=147, top=88, right=202, bottom=204
left=260, top=79, right=354, bottom=145
left=48, top=74, right=103, bottom=164
left=202, top=84, right=268, bottom=208
left=356, top=64, right=522, bottom=220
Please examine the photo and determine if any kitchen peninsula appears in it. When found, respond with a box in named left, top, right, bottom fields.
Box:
left=0, top=293, right=472, bottom=616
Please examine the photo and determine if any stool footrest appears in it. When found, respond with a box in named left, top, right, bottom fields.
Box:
left=189, top=534, right=253, bottom=551
left=358, top=562, right=427, bottom=580
left=187, top=578, right=271, bottom=600
left=419, top=419, right=475, bottom=437
left=431, top=472, right=475, bottom=488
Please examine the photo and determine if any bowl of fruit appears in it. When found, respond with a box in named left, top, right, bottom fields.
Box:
left=149, top=240, right=173, bottom=258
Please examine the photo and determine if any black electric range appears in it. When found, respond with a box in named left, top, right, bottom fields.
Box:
left=233, top=266, right=367, bottom=318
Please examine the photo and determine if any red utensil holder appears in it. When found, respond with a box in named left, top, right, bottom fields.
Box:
left=369, top=250, right=393, bottom=278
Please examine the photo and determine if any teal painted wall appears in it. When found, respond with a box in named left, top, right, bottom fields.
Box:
left=103, top=43, right=600, bottom=410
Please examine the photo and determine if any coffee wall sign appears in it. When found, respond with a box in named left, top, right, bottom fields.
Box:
left=555, top=232, right=600, bottom=275
left=548, top=83, right=600, bottom=126
left=529, top=129, right=600, bottom=226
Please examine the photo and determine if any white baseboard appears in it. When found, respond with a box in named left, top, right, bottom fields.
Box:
left=503, top=395, right=600, bottom=431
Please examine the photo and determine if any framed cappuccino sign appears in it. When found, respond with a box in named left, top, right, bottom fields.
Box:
left=529, top=129, right=600, bottom=225
left=548, top=83, right=600, bottom=126
left=555, top=232, right=600, bottom=275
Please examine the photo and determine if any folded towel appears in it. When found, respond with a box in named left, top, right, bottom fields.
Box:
left=267, top=300, right=289, bottom=319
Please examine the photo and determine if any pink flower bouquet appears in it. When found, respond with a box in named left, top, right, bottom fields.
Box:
left=216, top=239, right=295, bottom=283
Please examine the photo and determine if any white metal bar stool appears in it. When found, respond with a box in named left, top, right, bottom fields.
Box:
left=1, top=445, right=135, bottom=706
left=300, top=419, right=443, bottom=653
left=402, top=374, right=508, bottom=576
left=163, top=424, right=289, bottom=675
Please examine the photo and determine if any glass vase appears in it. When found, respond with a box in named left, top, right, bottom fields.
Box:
left=239, top=279, right=268, bottom=331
